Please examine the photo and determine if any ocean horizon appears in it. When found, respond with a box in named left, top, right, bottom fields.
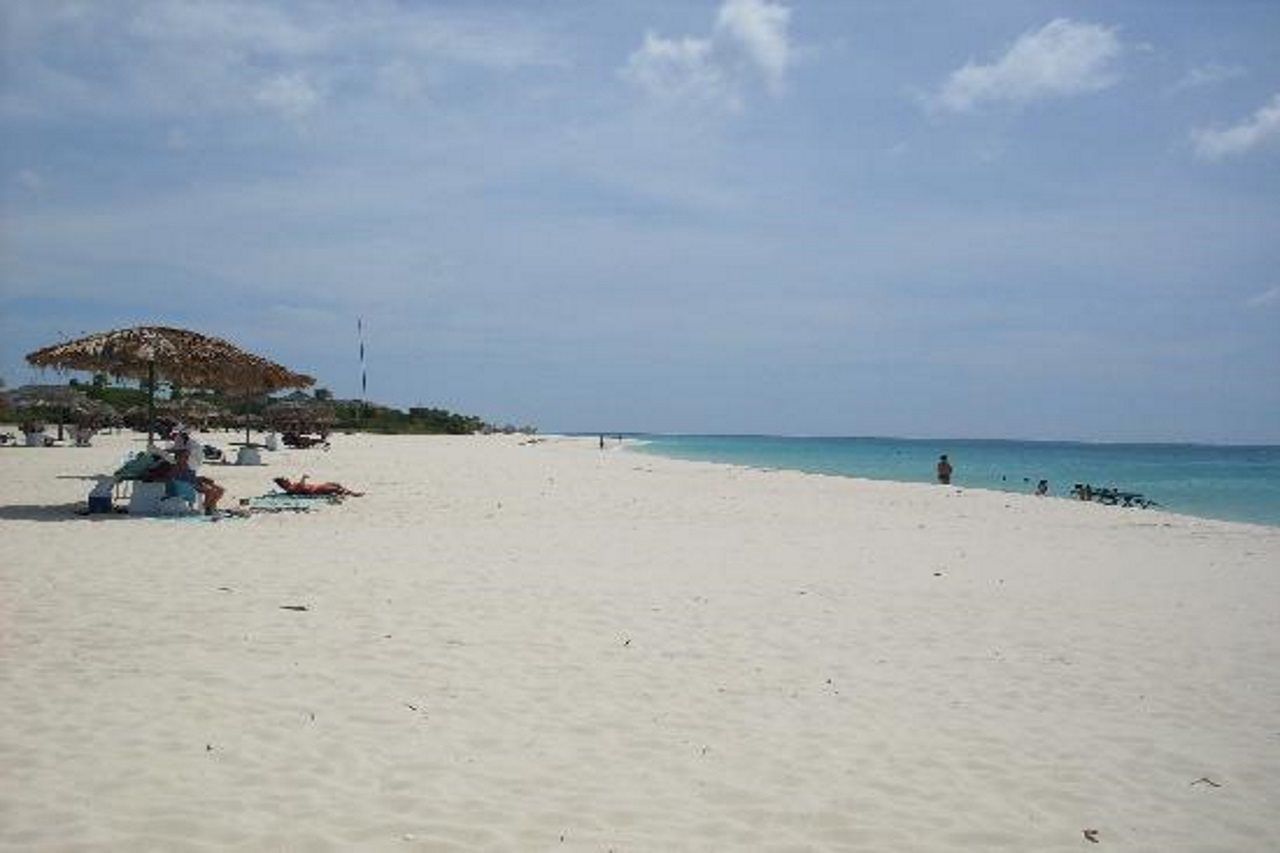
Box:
left=625, top=434, right=1280, bottom=528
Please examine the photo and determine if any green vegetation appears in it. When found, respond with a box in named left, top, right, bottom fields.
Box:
left=333, top=403, right=486, bottom=435
left=57, top=375, right=529, bottom=436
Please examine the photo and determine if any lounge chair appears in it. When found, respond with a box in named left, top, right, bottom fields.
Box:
left=282, top=432, right=331, bottom=450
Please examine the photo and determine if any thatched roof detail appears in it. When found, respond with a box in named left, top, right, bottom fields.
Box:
left=264, top=399, right=337, bottom=430
left=25, top=326, right=314, bottom=394
left=1, top=384, right=89, bottom=409
left=1, top=385, right=119, bottom=424
left=158, top=397, right=230, bottom=418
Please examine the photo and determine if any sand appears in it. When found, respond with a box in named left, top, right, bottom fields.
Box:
left=2, top=429, right=1279, bottom=851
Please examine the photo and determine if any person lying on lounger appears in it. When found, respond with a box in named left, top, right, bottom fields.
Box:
left=273, top=476, right=363, bottom=497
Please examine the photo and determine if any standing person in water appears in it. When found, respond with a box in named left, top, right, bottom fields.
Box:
left=936, top=454, right=953, bottom=485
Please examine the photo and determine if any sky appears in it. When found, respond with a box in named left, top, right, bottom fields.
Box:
left=2, top=0, right=1278, bottom=442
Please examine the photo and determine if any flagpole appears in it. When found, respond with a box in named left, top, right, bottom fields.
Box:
left=357, top=317, right=368, bottom=428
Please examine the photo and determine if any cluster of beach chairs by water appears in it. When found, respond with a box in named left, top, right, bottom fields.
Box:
left=1070, top=483, right=1159, bottom=508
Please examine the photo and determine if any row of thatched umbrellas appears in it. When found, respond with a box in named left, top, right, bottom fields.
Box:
left=20, top=326, right=321, bottom=444
left=1, top=389, right=337, bottom=431
left=0, top=385, right=121, bottom=439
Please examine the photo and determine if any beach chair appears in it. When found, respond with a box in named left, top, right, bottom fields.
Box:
left=127, top=481, right=169, bottom=515
left=123, top=477, right=204, bottom=516
left=236, top=446, right=263, bottom=465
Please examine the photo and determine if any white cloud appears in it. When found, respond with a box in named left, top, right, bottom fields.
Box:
left=623, top=33, right=729, bottom=106
left=1245, top=285, right=1280, bottom=307
left=715, top=0, right=792, bottom=94
left=15, top=169, right=44, bottom=192
left=931, top=19, right=1122, bottom=112
left=1, top=2, right=557, bottom=122
left=1170, top=63, right=1246, bottom=93
left=254, top=73, right=322, bottom=119
left=623, top=0, right=793, bottom=109
left=1192, top=93, right=1280, bottom=160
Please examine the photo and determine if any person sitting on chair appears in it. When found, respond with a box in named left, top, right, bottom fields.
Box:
left=169, top=447, right=225, bottom=514
left=273, top=475, right=363, bottom=497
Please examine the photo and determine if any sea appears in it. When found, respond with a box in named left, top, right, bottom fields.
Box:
left=628, top=435, right=1280, bottom=528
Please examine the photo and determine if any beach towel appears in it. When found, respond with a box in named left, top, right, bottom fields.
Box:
left=114, top=451, right=164, bottom=481
left=148, top=510, right=247, bottom=523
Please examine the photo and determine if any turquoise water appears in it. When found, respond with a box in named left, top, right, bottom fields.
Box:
left=631, top=435, right=1280, bottom=527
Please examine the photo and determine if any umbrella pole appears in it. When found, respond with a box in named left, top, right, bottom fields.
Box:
left=147, top=360, right=156, bottom=448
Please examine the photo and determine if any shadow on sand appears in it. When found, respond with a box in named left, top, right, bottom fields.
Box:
left=0, top=503, right=131, bottom=523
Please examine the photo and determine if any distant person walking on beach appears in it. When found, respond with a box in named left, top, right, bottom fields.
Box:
left=936, top=454, right=953, bottom=485
left=1035, top=479, right=1049, bottom=496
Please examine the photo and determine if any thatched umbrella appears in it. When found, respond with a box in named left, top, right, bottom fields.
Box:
left=158, top=397, right=230, bottom=431
left=70, top=398, right=119, bottom=428
left=264, top=399, right=337, bottom=434
left=2, top=384, right=94, bottom=440
left=26, top=326, right=314, bottom=445
left=3, top=384, right=88, bottom=409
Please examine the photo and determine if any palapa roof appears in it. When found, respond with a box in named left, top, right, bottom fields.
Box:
left=158, top=397, right=229, bottom=417
left=0, top=385, right=118, bottom=423
left=25, top=326, right=314, bottom=395
left=264, top=398, right=337, bottom=429
left=1, top=384, right=90, bottom=409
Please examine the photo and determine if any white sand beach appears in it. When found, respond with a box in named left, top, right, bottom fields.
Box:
left=2, top=430, right=1279, bottom=851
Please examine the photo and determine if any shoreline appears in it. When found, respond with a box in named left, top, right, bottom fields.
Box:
left=622, top=434, right=1280, bottom=530
left=624, top=447, right=1280, bottom=534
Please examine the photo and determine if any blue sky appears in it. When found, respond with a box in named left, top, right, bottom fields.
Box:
left=2, top=0, right=1278, bottom=441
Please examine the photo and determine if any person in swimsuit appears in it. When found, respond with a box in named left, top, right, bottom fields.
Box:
left=936, top=454, right=953, bottom=485
left=273, top=476, right=364, bottom=497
